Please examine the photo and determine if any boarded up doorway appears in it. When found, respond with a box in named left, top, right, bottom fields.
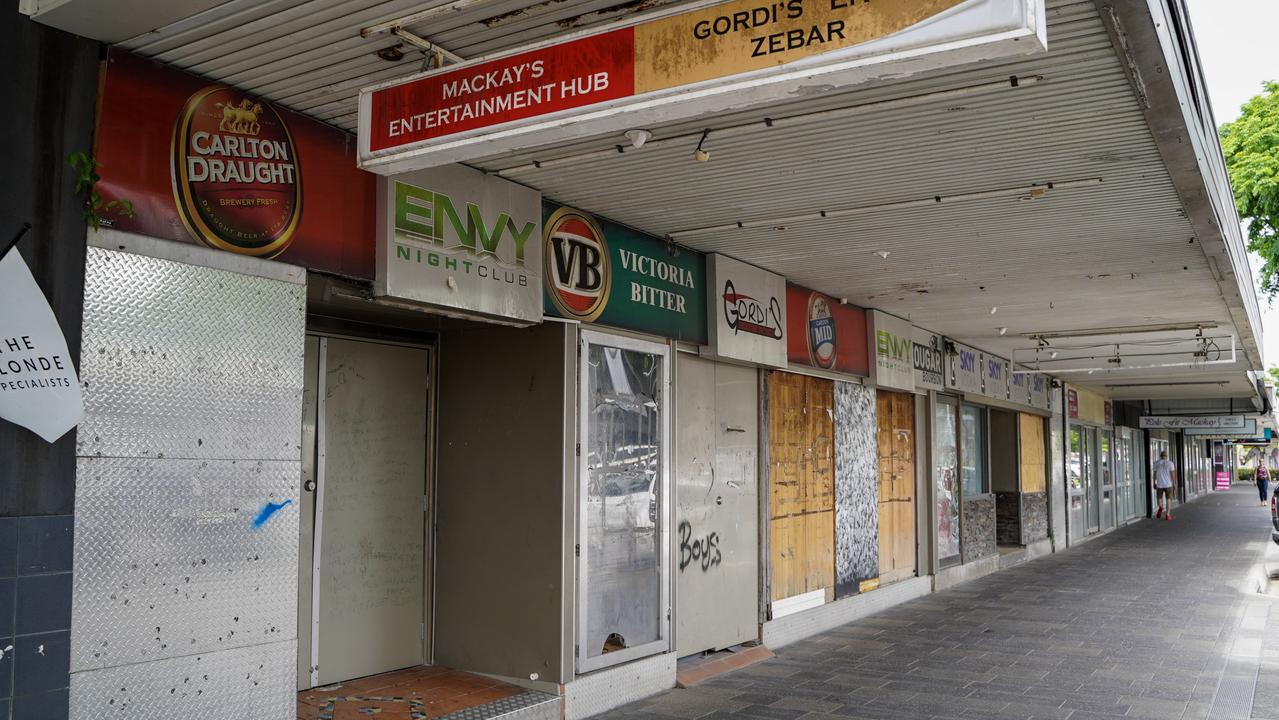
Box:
left=298, top=336, right=430, bottom=689
left=768, top=372, right=835, bottom=617
left=876, top=390, right=916, bottom=585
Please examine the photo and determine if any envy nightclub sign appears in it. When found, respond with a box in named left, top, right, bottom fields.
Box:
left=542, top=203, right=707, bottom=342
left=708, top=254, right=786, bottom=368
left=868, top=311, right=914, bottom=392
left=358, top=0, right=1046, bottom=171
left=376, top=164, right=542, bottom=324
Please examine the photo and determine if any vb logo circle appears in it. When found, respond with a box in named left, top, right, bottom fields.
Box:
left=544, top=208, right=611, bottom=321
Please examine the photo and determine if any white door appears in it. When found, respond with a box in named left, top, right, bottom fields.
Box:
left=675, top=355, right=758, bottom=657
left=310, top=337, right=430, bottom=686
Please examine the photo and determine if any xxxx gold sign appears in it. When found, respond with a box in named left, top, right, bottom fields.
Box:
left=171, top=86, right=302, bottom=257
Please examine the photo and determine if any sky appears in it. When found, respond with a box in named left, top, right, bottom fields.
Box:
left=1182, top=0, right=1279, bottom=366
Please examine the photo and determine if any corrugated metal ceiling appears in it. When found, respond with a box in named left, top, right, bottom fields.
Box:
left=118, top=0, right=1257, bottom=400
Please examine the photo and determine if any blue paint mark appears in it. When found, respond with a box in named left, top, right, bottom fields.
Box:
left=251, top=499, right=293, bottom=530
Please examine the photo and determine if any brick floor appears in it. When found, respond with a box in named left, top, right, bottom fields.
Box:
left=297, top=665, right=522, bottom=719
left=605, top=487, right=1277, bottom=719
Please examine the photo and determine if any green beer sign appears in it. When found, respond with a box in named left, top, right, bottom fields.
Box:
left=542, top=203, right=707, bottom=343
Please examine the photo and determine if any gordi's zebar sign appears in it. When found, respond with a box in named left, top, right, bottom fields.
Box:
left=359, top=0, right=1047, bottom=171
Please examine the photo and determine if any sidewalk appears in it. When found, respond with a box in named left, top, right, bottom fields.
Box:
left=607, top=488, right=1277, bottom=719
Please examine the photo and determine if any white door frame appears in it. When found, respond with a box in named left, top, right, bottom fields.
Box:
left=576, top=329, right=671, bottom=674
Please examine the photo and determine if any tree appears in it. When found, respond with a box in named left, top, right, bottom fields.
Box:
left=1221, top=81, right=1279, bottom=295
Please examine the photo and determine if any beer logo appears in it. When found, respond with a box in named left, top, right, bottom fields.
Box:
left=171, top=86, right=301, bottom=257
left=722, top=280, right=783, bottom=340
left=545, top=208, right=611, bottom=321
left=806, top=293, right=836, bottom=369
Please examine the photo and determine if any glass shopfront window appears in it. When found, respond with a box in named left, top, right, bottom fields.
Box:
left=961, top=404, right=988, bottom=498
left=934, top=398, right=961, bottom=567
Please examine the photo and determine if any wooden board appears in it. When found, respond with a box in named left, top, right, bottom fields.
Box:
left=876, top=391, right=916, bottom=583
left=1020, top=413, right=1046, bottom=493
left=768, top=372, right=835, bottom=602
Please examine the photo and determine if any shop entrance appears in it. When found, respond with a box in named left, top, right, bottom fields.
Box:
left=1067, top=426, right=1099, bottom=541
left=298, top=335, right=431, bottom=690
left=674, top=354, right=759, bottom=656
left=578, top=330, right=670, bottom=673
left=933, top=396, right=961, bottom=568
left=876, top=390, right=916, bottom=584
left=767, top=372, right=835, bottom=616
left=1098, top=429, right=1115, bottom=532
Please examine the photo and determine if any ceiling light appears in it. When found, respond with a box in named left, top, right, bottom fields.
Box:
left=998, top=327, right=1008, bottom=336
left=875, top=251, right=891, bottom=259
left=1050, top=351, right=1059, bottom=359
left=376, top=44, right=406, bottom=61
left=990, top=307, right=998, bottom=315
left=624, top=129, right=651, bottom=149
left=694, top=130, right=710, bottom=163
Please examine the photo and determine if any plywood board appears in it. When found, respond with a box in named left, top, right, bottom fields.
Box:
left=769, top=372, right=835, bottom=603
left=1020, top=413, right=1046, bottom=493
left=876, top=391, right=916, bottom=582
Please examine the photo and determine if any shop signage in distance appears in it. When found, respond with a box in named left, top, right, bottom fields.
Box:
left=1029, top=373, right=1050, bottom=410
left=707, top=254, right=787, bottom=368
left=784, top=283, right=868, bottom=376
left=96, top=50, right=376, bottom=279
left=912, top=329, right=944, bottom=392
left=0, top=249, right=83, bottom=443
left=1139, top=415, right=1248, bottom=430
left=542, top=204, right=707, bottom=343
left=983, top=354, right=1010, bottom=401
left=868, top=310, right=914, bottom=392
left=1067, top=389, right=1079, bottom=419
left=359, top=0, right=1047, bottom=171
left=948, top=341, right=984, bottom=395
left=1104, top=400, right=1114, bottom=426
left=376, top=164, right=543, bottom=324
left=1185, top=419, right=1257, bottom=437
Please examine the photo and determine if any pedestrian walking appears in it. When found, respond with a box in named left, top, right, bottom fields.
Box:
left=1153, top=451, right=1176, bottom=521
left=1257, top=462, right=1269, bottom=506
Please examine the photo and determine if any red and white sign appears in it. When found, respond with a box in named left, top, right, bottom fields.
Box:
left=369, top=32, right=634, bottom=153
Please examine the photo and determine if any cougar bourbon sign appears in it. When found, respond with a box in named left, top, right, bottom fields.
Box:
left=172, top=87, right=302, bottom=257
left=96, top=50, right=375, bottom=279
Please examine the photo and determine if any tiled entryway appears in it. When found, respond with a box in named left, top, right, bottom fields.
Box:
left=298, top=665, right=543, bottom=720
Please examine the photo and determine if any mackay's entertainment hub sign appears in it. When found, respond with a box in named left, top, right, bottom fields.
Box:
left=358, top=0, right=1047, bottom=172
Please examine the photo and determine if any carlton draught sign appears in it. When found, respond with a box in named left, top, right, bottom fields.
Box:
left=96, top=51, right=375, bottom=278
left=172, top=87, right=302, bottom=257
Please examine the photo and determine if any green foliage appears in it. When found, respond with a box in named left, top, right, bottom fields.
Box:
left=67, top=151, right=135, bottom=230
left=1239, top=467, right=1256, bottom=485
left=1221, top=82, right=1279, bottom=294
left=1268, top=367, right=1279, bottom=386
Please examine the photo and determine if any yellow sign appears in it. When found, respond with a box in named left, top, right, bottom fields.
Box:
left=858, top=577, right=881, bottom=593
left=635, top=0, right=967, bottom=93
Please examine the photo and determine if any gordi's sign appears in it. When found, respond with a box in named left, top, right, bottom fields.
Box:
left=96, top=51, right=375, bottom=279
left=785, top=283, right=868, bottom=376
left=359, top=0, right=1047, bottom=171
left=377, top=164, right=542, bottom=324
left=543, top=204, right=707, bottom=342
left=708, top=254, right=786, bottom=368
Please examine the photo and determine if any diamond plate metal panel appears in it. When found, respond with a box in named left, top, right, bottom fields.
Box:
left=78, top=246, right=306, bottom=461
left=71, top=457, right=298, bottom=671
left=439, top=691, right=560, bottom=720
left=70, top=639, right=296, bottom=720
left=564, top=653, right=675, bottom=720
